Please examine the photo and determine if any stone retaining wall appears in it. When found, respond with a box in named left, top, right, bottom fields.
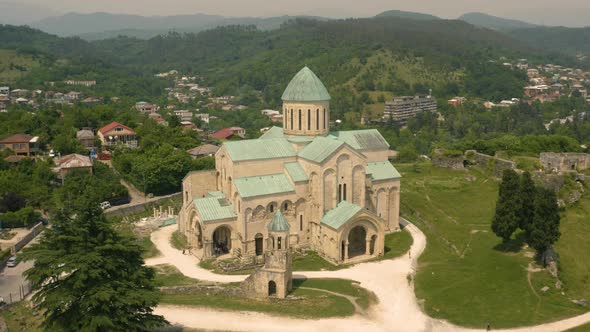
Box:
left=464, top=150, right=516, bottom=176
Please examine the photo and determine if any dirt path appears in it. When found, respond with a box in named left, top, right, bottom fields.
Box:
left=298, top=286, right=364, bottom=314
left=149, top=223, right=590, bottom=332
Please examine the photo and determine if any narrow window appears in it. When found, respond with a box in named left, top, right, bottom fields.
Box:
left=307, top=109, right=311, bottom=130
left=298, top=109, right=302, bottom=130
left=238, top=200, right=240, bottom=212
left=290, top=109, right=293, bottom=130
left=300, top=215, right=303, bottom=231
left=338, top=184, right=342, bottom=202
left=343, top=184, right=347, bottom=201
left=316, top=109, right=319, bottom=130
left=270, top=204, right=274, bottom=213
left=278, top=237, right=282, bottom=250
left=283, top=108, right=286, bottom=128
left=284, top=202, right=288, bottom=211
left=323, top=109, right=326, bottom=129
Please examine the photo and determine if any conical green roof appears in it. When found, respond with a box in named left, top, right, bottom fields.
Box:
left=268, top=211, right=290, bottom=232
left=281, top=67, right=331, bottom=102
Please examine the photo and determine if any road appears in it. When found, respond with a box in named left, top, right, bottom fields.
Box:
left=0, top=258, right=33, bottom=304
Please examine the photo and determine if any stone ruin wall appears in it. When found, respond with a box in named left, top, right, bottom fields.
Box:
left=432, top=150, right=465, bottom=170
left=540, top=152, right=590, bottom=172
left=464, top=150, right=517, bottom=176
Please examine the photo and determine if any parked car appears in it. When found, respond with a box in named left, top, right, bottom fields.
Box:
left=6, top=256, right=17, bottom=268
left=99, top=201, right=111, bottom=210
left=109, top=196, right=131, bottom=206
left=49, top=149, right=56, bottom=158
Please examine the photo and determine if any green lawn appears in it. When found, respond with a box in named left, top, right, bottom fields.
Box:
left=154, top=264, right=200, bottom=287
left=0, top=49, right=39, bottom=83
left=160, top=278, right=372, bottom=318
left=401, top=162, right=588, bottom=328
left=140, top=235, right=161, bottom=259
left=0, top=301, right=43, bottom=332
left=170, top=230, right=188, bottom=250
left=566, top=323, right=590, bottom=332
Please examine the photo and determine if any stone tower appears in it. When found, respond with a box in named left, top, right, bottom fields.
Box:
left=240, top=211, right=293, bottom=299
left=281, top=66, right=331, bottom=137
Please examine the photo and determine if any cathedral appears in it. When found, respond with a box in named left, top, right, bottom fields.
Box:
left=179, top=67, right=401, bottom=265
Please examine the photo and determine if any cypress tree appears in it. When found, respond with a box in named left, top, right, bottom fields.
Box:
left=22, top=187, right=166, bottom=331
left=519, top=171, right=536, bottom=236
left=492, top=169, right=521, bottom=242
left=528, top=187, right=561, bottom=254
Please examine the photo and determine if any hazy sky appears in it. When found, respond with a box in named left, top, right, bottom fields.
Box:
left=7, top=0, right=590, bottom=27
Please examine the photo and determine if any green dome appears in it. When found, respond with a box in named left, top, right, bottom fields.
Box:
left=268, top=211, right=290, bottom=232
left=281, top=67, right=331, bottom=102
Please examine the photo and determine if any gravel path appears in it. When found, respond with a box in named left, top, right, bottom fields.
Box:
left=148, top=224, right=590, bottom=332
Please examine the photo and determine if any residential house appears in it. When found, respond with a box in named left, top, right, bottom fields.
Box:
left=65, top=91, right=82, bottom=101
left=76, top=128, right=95, bottom=149
left=186, top=144, right=219, bottom=158
left=447, top=97, right=466, bottom=107
left=148, top=113, right=168, bottom=126
left=53, top=153, right=93, bottom=180
left=135, top=101, right=158, bottom=114
left=194, top=113, right=210, bottom=124
left=0, top=87, right=9, bottom=95
left=210, top=127, right=246, bottom=140
left=98, top=122, right=138, bottom=149
left=174, top=110, right=193, bottom=122
left=0, top=134, right=39, bottom=156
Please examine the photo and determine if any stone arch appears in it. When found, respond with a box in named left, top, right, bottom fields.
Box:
left=281, top=200, right=294, bottom=215
left=323, top=168, right=336, bottom=212
left=352, top=165, right=365, bottom=205
left=376, top=188, right=388, bottom=218
left=347, top=225, right=366, bottom=259
left=268, top=280, right=277, bottom=296
left=252, top=205, right=266, bottom=222
left=188, top=209, right=203, bottom=249
left=370, top=234, right=377, bottom=255
left=212, top=225, right=232, bottom=255
left=244, top=208, right=253, bottom=223
left=267, top=201, right=277, bottom=214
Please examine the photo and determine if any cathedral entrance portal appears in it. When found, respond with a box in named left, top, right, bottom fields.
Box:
left=212, top=226, right=231, bottom=256
left=348, top=225, right=366, bottom=259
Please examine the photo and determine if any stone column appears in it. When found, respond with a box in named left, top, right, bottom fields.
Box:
left=365, top=237, right=371, bottom=255
left=344, top=241, right=349, bottom=261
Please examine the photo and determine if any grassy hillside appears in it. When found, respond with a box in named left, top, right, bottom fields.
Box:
left=506, top=27, right=590, bottom=56
left=401, top=163, right=589, bottom=328
left=459, top=12, right=538, bottom=30
left=0, top=49, right=40, bottom=84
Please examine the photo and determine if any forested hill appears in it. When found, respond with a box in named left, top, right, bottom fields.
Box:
left=0, top=17, right=583, bottom=106
left=458, top=12, right=539, bottom=31
left=506, top=27, right=590, bottom=56
left=374, top=10, right=440, bottom=21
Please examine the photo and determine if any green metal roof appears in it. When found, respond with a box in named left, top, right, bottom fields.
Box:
left=366, top=161, right=401, bottom=181
left=194, top=193, right=237, bottom=223
left=224, top=138, right=296, bottom=161
left=285, top=162, right=309, bottom=182
left=298, top=136, right=343, bottom=163
left=268, top=211, right=290, bottom=232
left=281, top=67, right=331, bottom=102
left=234, top=173, right=295, bottom=198
left=321, top=201, right=363, bottom=230
left=329, top=129, right=390, bottom=150
left=259, top=127, right=284, bottom=139
left=207, top=191, right=225, bottom=198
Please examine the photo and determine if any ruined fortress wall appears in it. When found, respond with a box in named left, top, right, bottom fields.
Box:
left=464, top=150, right=516, bottom=176
left=540, top=152, right=590, bottom=172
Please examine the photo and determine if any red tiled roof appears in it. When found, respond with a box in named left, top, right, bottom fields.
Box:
left=4, top=155, right=28, bottom=163
left=0, top=133, right=34, bottom=144
left=98, top=122, right=134, bottom=135
left=210, top=128, right=235, bottom=139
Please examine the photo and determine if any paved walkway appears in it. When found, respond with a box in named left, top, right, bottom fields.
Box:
left=148, top=224, right=590, bottom=332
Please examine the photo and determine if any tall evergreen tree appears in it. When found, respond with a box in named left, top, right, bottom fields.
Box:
left=492, top=169, right=521, bottom=242
left=22, top=187, right=166, bottom=332
left=528, top=187, right=561, bottom=254
left=519, top=171, right=536, bottom=236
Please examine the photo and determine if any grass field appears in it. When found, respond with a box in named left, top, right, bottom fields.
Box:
left=0, top=49, right=40, bottom=83
left=566, top=323, right=590, bottom=332
left=0, top=301, right=43, bottom=332
left=154, top=264, right=200, bottom=287
left=170, top=230, right=188, bottom=250
left=160, top=278, right=373, bottom=318
left=400, top=162, right=589, bottom=328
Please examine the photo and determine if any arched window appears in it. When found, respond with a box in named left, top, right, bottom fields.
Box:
left=290, top=109, right=293, bottom=130
left=284, top=202, right=288, bottom=210
left=307, top=109, right=311, bottom=130
left=278, top=237, right=282, bottom=250
left=238, top=200, right=240, bottom=212
left=298, top=109, right=302, bottom=130
left=343, top=184, right=347, bottom=201
left=270, top=204, right=274, bottom=213
left=323, top=109, right=326, bottom=129
left=316, top=109, right=319, bottom=130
